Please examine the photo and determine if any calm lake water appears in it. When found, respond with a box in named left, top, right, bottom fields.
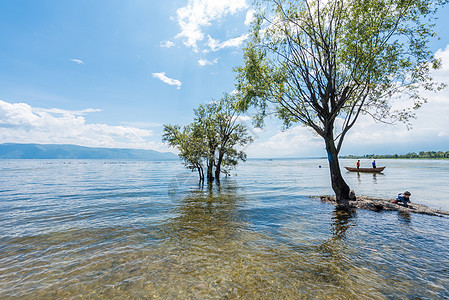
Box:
left=1, top=159, right=448, bottom=299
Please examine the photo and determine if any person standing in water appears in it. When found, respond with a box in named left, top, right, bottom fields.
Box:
left=356, top=160, right=360, bottom=169
left=372, top=160, right=376, bottom=168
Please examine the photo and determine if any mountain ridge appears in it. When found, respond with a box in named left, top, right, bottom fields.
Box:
left=0, top=143, right=177, bottom=160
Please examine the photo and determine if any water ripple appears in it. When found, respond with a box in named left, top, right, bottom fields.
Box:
left=0, top=159, right=448, bottom=298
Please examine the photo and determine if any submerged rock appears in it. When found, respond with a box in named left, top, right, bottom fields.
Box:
left=316, top=195, right=449, bottom=217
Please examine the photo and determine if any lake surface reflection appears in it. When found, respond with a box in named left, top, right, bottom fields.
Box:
left=0, top=159, right=448, bottom=298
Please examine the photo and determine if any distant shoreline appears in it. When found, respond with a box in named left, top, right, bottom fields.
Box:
left=340, top=151, right=449, bottom=160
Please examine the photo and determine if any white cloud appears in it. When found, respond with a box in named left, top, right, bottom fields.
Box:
left=37, top=107, right=102, bottom=116
left=70, top=59, right=84, bottom=64
left=0, top=99, right=170, bottom=152
left=435, top=45, right=449, bottom=72
left=206, top=34, right=249, bottom=52
left=244, top=9, right=255, bottom=26
left=121, top=121, right=162, bottom=128
left=198, top=58, right=218, bottom=66
left=160, top=40, right=175, bottom=48
left=235, top=115, right=252, bottom=122
left=175, top=0, right=249, bottom=52
left=246, top=125, right=324, bottom=158
left=339, top=93, right=449, bottom=155
left=152, top=72, right=182, bottom=89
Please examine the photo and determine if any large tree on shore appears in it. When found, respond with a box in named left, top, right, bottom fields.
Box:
left=163, top=94, right=253, bottom=182
left=235, top=0, right=446, bottom=208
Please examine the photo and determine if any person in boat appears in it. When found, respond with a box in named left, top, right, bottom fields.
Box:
left=394, top=191, right=411, bottom=208
left=372, top=160, right=376, bottom=168
left=356, top=160, right=360, bottom=169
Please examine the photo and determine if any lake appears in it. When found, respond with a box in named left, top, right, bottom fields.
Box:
left=1, top=159, right=448, bottom=298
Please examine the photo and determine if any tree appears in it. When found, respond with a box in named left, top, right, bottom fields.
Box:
left=163, top=124, right=207, bottom=181
left=163, top=94, right=253, bottom=182
left=193, top=104, right=219, bottom=181
left=210, top=94, right=254, bottom=180
left=235, top=0, right=446, bottom=208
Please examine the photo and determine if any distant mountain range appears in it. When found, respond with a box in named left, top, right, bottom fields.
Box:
left=0, top=143, right=177, bottom=160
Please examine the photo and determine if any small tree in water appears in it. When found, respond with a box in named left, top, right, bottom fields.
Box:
left=235, top=0, right=447, bottom=208
left=163, top=94, right=253, bottom=182
left=163, top=124, right=207, bottom=181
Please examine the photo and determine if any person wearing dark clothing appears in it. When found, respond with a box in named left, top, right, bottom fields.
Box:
left=394, top=191, right=411, bottom=208
left=372, top=160, right=376, bottom=168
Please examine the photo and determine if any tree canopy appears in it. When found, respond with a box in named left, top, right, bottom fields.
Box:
left=235, top=0, right=447, bottom=207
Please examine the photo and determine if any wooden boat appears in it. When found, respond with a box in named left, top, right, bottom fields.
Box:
left=345, top=166, right=386, bottom=173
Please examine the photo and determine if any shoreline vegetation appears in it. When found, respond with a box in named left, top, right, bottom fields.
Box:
left=317, top=195, right=449, bottom=217
left=340, top=151, right=449, bottom=159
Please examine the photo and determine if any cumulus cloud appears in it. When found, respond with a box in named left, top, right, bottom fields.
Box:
left=0, top=99, right=170, bottom=152
left=198, top=58, right=218, bottom=66
left=70, top=59, right=85, bottom=64
left=152, top=72, right=182, bottom=89
left=160, top=40, right=175, bottom=48
left=175, top=0, right=249, bottom=52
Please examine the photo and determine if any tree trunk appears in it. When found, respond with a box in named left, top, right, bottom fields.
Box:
left=324, top=133, right=351, bottom=209
left=197, top=165, right=204, bottom=181
left=206, top=164, right=214, bottom=181
left=201, top=166, right=204, bottom=181
left=206, top=159, right=214, bottom=182
left=206, top=147, right=215, bottom=182
left=215, top=152, right=224, bottom=182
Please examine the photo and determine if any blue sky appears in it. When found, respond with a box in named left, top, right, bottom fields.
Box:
left=1, top=0, right=449, bottom=158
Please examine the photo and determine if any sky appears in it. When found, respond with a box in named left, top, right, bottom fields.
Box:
left=0, top=0, right=448, bottom=158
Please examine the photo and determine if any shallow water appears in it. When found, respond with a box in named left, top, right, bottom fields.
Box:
left=0, top=159, right=448, bottom=299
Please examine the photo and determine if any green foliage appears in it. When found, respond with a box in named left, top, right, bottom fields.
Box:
left=163, top=124, right=207, bottom=179
left=163, top=94, right=253, bottom=181
left=235, top=0, right=446, bottom=147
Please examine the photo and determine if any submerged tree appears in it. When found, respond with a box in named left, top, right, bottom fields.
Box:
left=163, top=94, right=253, bottom=182
left=235, top=0, right=447, bottom=208
left=208, top=94, right=254, bottom=180
left=162, top=124, right=207, bottom=181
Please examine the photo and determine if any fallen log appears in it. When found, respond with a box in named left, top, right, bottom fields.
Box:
left=316, top=195, right=449, bottom=217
